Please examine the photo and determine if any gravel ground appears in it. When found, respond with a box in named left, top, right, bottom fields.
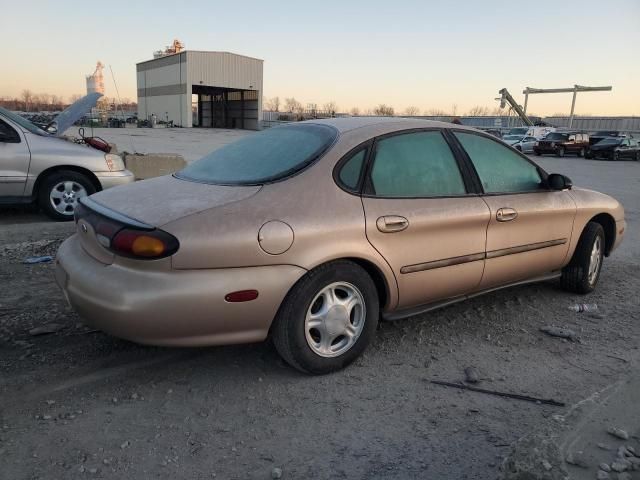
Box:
left=0, top=154, right=638, bottom=479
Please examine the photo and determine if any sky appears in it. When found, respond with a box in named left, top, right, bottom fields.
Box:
left=1, top=0, right=639, bottom=116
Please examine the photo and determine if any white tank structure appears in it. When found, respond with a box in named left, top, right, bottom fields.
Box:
left=86, top=62, right=105, bottom=95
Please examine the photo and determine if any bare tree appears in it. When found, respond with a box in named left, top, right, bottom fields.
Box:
left=451, top=103, right=458, bottom=116
left=403, top=106, right=420, bottom=116
left=265, top=96, right=280, bottom=112
left=349, top=107, right=360, bottom=116
left=21, top=89, right=33, bottom=111
left=322, top=101, right=337, bottom=115
left=424, top=108, right=447, bottom=116
left=467, top=105, right=490, bottom=116
left=284, top=97, right=301, bottom=113
left=39, top=93, right=52, bottom=108
left=373, top=104, right=394, bottom=116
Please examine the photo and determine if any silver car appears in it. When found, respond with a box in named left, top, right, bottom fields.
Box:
left=503, top=134, right=537, bottom=153
left=0, top=107, right=134, bottom=220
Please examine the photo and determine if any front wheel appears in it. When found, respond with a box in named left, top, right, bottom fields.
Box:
left=577, top=147, right=585, bottom=157
left=557, top=147, right=565, bottom=157
left=38, top=170, right=96, bottom=221
left=561, top=222, right=605, bottom=294
left=272, top=260, right=379, bottom=374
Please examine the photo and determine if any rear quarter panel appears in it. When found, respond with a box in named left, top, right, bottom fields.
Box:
left=163, top=126, right=405, bottom=310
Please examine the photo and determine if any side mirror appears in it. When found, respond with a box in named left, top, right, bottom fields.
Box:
left=548, top=173, right=572, bottom=190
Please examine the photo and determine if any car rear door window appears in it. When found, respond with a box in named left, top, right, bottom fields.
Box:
left=369, top=131, right=466, bottom=197
left=338, top=148, right=366, bottom=190
left=453, top=131, right=542, bottom=194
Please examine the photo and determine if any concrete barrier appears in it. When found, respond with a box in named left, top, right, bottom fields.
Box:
left=123, top=153, right=187, bottom=180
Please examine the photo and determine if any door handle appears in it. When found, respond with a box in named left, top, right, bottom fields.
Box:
left=496, top=207, right=518, bottom=222
left=376, top=215, right=409, bottom=233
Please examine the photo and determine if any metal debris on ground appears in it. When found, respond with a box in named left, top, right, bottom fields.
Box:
left=23, top=255, right=54, bottom=264
left=429, top=380, right=565, bottom=407
left=539, top=326, right=578, bottom=342
left=29, top=323, right=64, bottom=336
left=568, top=303, right=598, bottom=312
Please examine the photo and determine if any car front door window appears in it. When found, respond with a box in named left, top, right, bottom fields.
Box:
left=452, top=131, right=542, bottom=194
left=0, top=119, right=20, bottom=143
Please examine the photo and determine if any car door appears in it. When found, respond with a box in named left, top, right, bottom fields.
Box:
left=451, top=131, right=577, bottom=290
left=0, top=118, right=30, bottom=197
left=619, top=139, right=632, bottom=159
left=522, top=136, right=537, bottom=153
left=360, top=129, right=490, bottom=309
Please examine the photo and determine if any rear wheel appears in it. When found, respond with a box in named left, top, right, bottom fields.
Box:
left=613, top=151, right=620, bottom=161
left=561, top=222, right=605, bottom=294
left=534, top=149, right=541, bottom=156
left=38, top=170, right=95, bottom=221
left=636, top=151, right=640, bottom=162
left=577, top=147, right=585, bottom=157
left=272, top=260, right=379, bottom=374
left=557, top=147, right=565, bottom=157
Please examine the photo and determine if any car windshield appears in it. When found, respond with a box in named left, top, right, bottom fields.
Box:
left=593, top=131, right=618, bottom=137
left=544, top=133, right=569, bottom=141
left=176, top=124, right=338, bottom=185
left=597, top=138, right=622, bottom=146
left=508, top=128, right=528, bottom=136
left=0, top=107, right=49, bottom=136
left=503, top=135, right=524, bottom=141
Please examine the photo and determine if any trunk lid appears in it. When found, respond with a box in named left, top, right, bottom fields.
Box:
left=76, top=175, right=261, bottom=264
left=88, top=175, right=262, bottom=227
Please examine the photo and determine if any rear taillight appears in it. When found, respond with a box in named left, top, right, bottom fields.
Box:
left=75, top=199, right=179, bottom=260
left=111, top=228, right=179, bottom=259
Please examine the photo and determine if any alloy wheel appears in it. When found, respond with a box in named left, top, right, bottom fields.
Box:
left=588, top=236, right=602, bottom=286
left=304, top=282, right=366, bottom=358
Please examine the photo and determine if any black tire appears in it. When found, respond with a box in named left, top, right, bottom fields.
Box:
left=515, top=145, right=522, bottom=152
left=557, top=147, right=565, bottom=157
left=585, top=151, right=593, bottom=159
left=635, top=151, right=640, bottom=162
left=613, top=151, right=620, bottom=161
left=561, top=222, right=605, bottom=294
left=577, top=147, right=585, bottom=157
left=534, top=149, right=541, bottom=156
left=272, top=260, right=379, bottom=374
left=38, top=170, right=96, bottom=221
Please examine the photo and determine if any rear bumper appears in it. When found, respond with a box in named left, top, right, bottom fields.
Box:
left=95, top=170, right=135, bottom=190
left=55, top=235, right=306, bottom=346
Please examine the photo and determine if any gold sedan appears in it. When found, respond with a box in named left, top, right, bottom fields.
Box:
left=55, top=118, right=625, bottom=374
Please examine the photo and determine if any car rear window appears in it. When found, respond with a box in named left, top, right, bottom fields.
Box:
left=176, top=124, right=338, bottom=185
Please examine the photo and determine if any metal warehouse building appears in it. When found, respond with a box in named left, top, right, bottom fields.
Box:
left=137, top=51, right=263, bottom=129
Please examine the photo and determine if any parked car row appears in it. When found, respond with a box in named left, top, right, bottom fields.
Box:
left=503, top=130, right=640, bottom=161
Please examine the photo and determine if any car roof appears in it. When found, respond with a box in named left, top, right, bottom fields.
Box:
left=301, top=116, right=474, bottom=134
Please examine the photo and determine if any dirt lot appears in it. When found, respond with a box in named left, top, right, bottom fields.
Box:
left=1, top=153, right=639, bottom=479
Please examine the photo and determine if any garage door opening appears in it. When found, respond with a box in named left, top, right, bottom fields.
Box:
left=192, top=85, right=259, bottom=130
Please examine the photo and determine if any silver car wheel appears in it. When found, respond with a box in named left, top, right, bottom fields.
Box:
left=49, top=181, right=87, bottom=216
left=304, top=281, right=366, bottom=358
left=588, top=235, right=602, bottom=285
